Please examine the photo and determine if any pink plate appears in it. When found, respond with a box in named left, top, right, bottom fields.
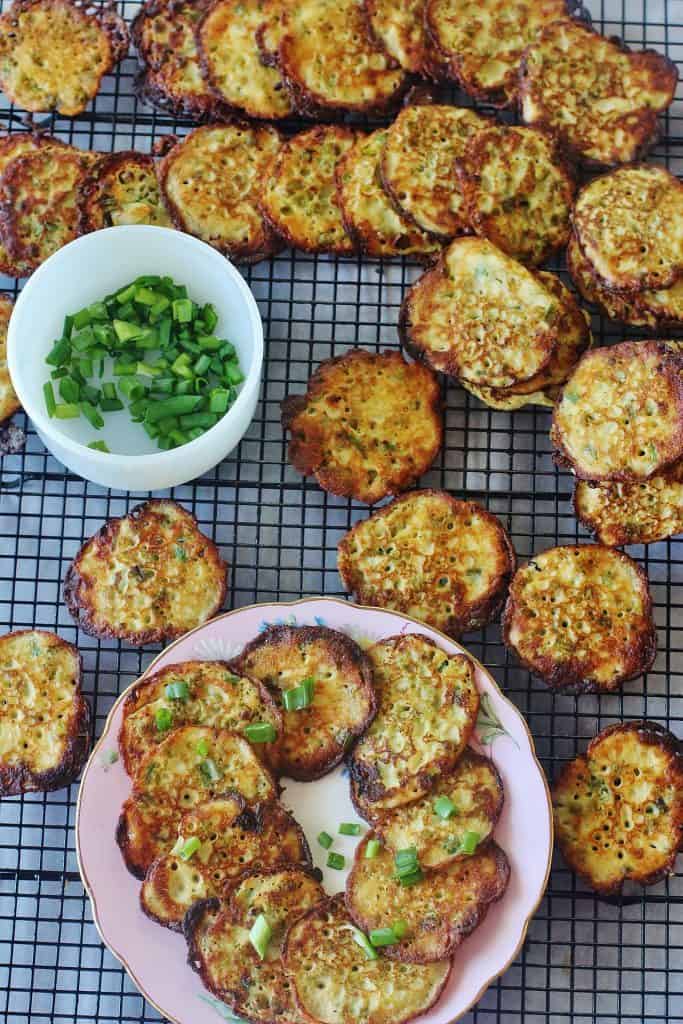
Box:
left=76, top=597, right=552, bottom=1024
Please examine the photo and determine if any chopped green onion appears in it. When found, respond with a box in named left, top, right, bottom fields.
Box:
left=155, top=707, right=173, bottom=732
left=249, top=913, right=272, bottom=960
left=365, top=838, right=381, bottom=859
left=199, top=758, right=221, bottom=783
left=434, top=795, right=457, bottom=820
left=392, top=920, right=408, bottom=939
left=317, top=831, right=333, bottom=850
left=54, top=403, right=80, bottom=419
left=209, top=388, right=230, bottom=413
left=80, top=401, right=104, bottom=429
left=43, top=381, right=57, bottom=417
left=144, top=395, right=202, bottom=422
left=350, top=927, right=378, bottom=961
left=244, top=722, right=278, bottom=744
left=397, top=869, right=423, bottom=887
left=172, top=298, right=194, bottom=323
left=196, top=738, right=209, bottom=758
left=46, top=337, right=71, bottom=366
left=457, top=831, right=481, bottom=856
left=282, top=677, right=315, bottom=712
left=369, top=927, right=399, bottom=948
left=394, top=848, right=422, bottom=886
left=165, top=681, right=190, bottom=701
left=327, top=851, right=345, bottom=870
left=100, top=398, right=124, bottom=412
left=339, top=823, right=362, bottom=836
left=87, top=440, right=110, bottom=453
left=178, top=836, right=201, bottom=861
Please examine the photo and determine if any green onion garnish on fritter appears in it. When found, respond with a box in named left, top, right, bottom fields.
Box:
left=282, top=677, right=315, bottom=712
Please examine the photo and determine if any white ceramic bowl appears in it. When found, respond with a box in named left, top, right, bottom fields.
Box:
left=7, top=226, right=263, bottom=491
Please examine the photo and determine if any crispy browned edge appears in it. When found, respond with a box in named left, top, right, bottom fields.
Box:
left=454, top=125, right=577, bottom=266
left=0, top=291, right=19, bottom=422
left=280, top=347, right=443, bottom=503
left=572, top=466, right=683, bottom=546
left=231, top=623, right=377, bottom=781
left=550, top=341, right=683, bottom=482
left=131, top=0, right=229, bottom=120
left=345, top=836, right=510, bottom=962
left=0, top=0, right=129, bottom=114
left=361, top=0, right=448, bottom=81
left=337, top=489, right=516, bottom=638
left=78, top=150, right=158, bottom=234
left=0, top=629, right=91, bottom=796
left=571, top=163, right=683, bottom=294
left=118, top=659, right=281, bottom=776
left=259, top=125, right=358, bottom=256
left=156, top=120, right=285, bottom=264
left=424, top=0, right=573, bottom=108
left=63, top=498, right=229, bottom=646
left=518, top=20, right=679, bottom=169
left=140, top=794, right=314, bottom=931
left=185, top=864, right=325, bottom=1022
left=501, top=544, right=657, bottom=695
left=346, top=634, right=478, bottom=807
left=285, top=891, right=454, bottom=1019
left=553, top=720, right=683, bottom=895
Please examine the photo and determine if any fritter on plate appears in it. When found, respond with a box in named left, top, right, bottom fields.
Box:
left=0, top=0, right=128, bottom=116
left=380, top=104, right=490, bottom=240
left=456, top=124, right=575, bottom=266
left=553, top=721, right=683, bottom=894
left=503, top=544, right=656, bottom=693
left=281, top=348, right=442, bottom=504
left=197, top=0, right=293, bottom=120
left=141, top=795, right=310, bottom=929
left=117, top=725, right=277, bottom=878
left=284, top=894, right=452, bottom=1024
left=520, top=19, right=678, bottom=166
left=260, top=124, right=357, bottom=255
left=119, top=660, right=282, bottom=775
left=338, top=490, right=515, bottom=637
left=0, top=295, right=19, bottom=423
left=64, top=498, right=227, bottom=646
left=574, top=461, right=683, bottom=547
left=425, top=0, right=568, bottom=106
left=369, top=749, right=504, bottom=870
left=79, top=151, right=171, bottom=232
left=185, top=866, right=325, bottom=1024
left=335, top=130, right=442, bottom=260
left=572, top=165, right=683, bottom=293
left=232, top=625, right=375, bottom=781
left=275, top=0, right=407, bottom=117
left=348, top=634, right=479, bottom=814
left=551, top=341, right=683, bottom=482
left=158, top=121, right=283, bottom=264
left=347, top=835, right=510, bottom=962
left=0, top=629, right=90, bottom=796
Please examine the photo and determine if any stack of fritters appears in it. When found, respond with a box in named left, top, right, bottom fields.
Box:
left=400, top=236, right=592, bottom=410
left=552, top=340, right=683, bottom=547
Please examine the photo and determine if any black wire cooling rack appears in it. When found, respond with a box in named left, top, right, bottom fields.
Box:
left=0, top=0, right=681, bottom=1021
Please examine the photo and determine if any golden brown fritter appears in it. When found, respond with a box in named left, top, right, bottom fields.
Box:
left=574, top=461, right=683, bottom=547
left=79, top=151, right=172, bottom=232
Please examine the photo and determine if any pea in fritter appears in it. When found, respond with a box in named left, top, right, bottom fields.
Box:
left=185, top=867, right=325, bottom=1024
left=79, top=151, right=171, bottom=233
left=64, top=498, right=228, bottom=646
left=338, top=490, right=515, bottom=637
left=574, top=460, right=683, bottom=547
left=520, top=19, right=678, bottom=166
left=456, top=124, right=575, bottom=266
left=281, top=348, right=442, bottom=504
left=260, top=125, right=357, bottom=255
left=380, top=104, right=490, bottom=240
left=275, top=0, right=408, bottom=117
left=348, top=634, right=479, bottom=814
left=0, top=295, right=19, bottom=424
left=141, top=795, right=311, bottom=929
left=551, top=341, right=683, bottom=482
left=572, top=165, right=683, bottom=293
left=503, top=544, right=656, bottom=694
left=0, top=629, right=90, bottom=796
left=336, top=130, right=442, bottom=260
left=117, top=725, right=277, bottom=878
left=232, top=625, right=376, bottom=781
left=197, top=0, right=293, bottom=120
left=284, top=894, right=452, bottom=1024
left=346, top=835, right=510, bottom=962
left=553, top=721, right=683, bottom=894
left=0, top=0, right=128, bottom=116
left=158, top=121, right=283, bottom=264
left=425, top=0, right=568, bottom=106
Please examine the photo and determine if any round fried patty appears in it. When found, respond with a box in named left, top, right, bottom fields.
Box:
left=363, top=0, right=443, bottom=75
left=574, top=460, right=683, bottom=547
left=503, top=545, right=656, bottom=693
left=551, top=341, right=683, bottom=482
left=553, top=721, right=683, bottom=895
left=80, top=151, right=171, bottom=232
left=0, top=295, right=19, bottom=423
left=281, top=348, right=442, bottom=504
left=232, top=625, right=375, bottom=781
left=338, top=489, right=515, bottom=637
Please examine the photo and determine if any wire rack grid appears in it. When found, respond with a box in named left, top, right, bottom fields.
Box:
left=0, top=0, right=681, bottom=1021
